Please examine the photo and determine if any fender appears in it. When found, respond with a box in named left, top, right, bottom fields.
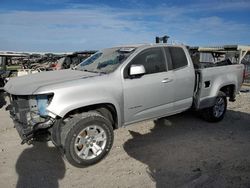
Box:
left=46, top=93, right=123, bottom=128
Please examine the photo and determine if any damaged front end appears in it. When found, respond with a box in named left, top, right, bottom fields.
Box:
left=6, top=94, right=55, bottom=144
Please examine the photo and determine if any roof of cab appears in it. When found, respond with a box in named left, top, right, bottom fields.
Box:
left=114, top=43, right=186, bottom=49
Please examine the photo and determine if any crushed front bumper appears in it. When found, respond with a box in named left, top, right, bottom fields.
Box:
left=13, top=119, right=34, bottom=144
left=11, top=116, right=55, bottom=144
left=6, top=94, right=55, bottom=144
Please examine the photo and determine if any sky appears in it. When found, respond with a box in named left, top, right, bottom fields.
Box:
left=0, top=0, right=249, bottom=52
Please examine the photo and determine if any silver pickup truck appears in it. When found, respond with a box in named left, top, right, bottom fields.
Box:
left=4, top=44, right=244, bottom=167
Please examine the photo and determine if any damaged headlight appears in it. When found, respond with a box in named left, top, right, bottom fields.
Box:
left=36, top=94, right=53, bottom=117
left=7, top=94, right=54, bottom=125
left=36, top=95, right=48, bottom=116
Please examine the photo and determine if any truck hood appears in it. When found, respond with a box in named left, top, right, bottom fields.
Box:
left=4, top=69, right=98, bottom=95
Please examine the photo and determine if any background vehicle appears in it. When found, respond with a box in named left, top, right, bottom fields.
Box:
left=4, top=43, right=244, bottom=167
left=189, top=45, right=250, bottom=83
left=0, top=53, right=28, bottom=89
left=0, top=51, right=96, bottom=90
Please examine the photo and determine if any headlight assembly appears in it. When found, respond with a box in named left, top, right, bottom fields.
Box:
left=36, top=94, right=53, bottom=116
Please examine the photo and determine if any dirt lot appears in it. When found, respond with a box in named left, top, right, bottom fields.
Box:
left=0, top=89, right=250, bottom=188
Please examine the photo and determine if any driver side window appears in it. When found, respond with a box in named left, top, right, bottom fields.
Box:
left=124, top=47, right=166, bottom=78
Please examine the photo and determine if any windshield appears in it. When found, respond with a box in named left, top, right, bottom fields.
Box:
left=77, top=47, right=136, bottom=73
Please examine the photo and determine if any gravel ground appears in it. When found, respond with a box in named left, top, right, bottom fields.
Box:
left=0, top=89, right=250, bottom=188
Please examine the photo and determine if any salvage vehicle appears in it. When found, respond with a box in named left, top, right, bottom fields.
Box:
left=50, top=51, right=96, bottom=70
left=16, top=69, right=41, bottom=77
left=0, top=53, right=27, bottom=90
left=4, top=43, right=244, bottom=167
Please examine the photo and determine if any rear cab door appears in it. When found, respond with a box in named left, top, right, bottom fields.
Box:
left=164, top=46, right=196, bottom=112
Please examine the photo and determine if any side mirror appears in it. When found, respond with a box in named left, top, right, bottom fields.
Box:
left=129, top=64, right=146, bottom=77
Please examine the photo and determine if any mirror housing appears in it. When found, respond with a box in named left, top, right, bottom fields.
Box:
left=129, top=64, right=146, bottom=77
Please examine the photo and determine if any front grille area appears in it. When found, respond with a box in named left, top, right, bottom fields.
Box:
left=7, top=94, right=53, bottom=142
left=10, top=95, right=30, bottom=126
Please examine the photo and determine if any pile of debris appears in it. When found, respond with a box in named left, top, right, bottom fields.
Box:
left=0, top=51, right=96, bottom=88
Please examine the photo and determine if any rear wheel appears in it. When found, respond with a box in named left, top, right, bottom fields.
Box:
left=63, top=112, right=114, bottom=167
left=202, top=91, right=227, bottom=122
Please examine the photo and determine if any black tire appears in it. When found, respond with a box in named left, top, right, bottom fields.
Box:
left=202, top=91, right=227, bottom=122
left=63, top=112, right=114, bottom=167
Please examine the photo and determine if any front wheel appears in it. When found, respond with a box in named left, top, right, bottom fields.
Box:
left=202, top=91, right=227, bottom=122
left=63, top=112, right=114, bottom=167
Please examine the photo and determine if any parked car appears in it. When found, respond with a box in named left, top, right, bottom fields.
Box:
left=4, top=43, right=244, bottom=167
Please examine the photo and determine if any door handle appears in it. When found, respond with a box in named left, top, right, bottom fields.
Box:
left=162, top=78, right=173, bottom=83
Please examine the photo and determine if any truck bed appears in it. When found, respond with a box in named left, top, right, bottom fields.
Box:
left=193, top=64, right=244, bottom=109
left=193, top=59, right=233, bottom=69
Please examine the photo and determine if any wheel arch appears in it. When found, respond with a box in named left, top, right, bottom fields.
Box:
left=219, top=84, right=236, bottom=100
left=62, top=103, right=119, bottom=130
left=51, top=103, right=119, bottom=149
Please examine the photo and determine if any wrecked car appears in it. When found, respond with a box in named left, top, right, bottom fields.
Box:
left=4, top=44, right=244, bottom=167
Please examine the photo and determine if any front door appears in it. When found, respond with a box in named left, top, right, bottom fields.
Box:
left=123, top=47, right=176, bottom=124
